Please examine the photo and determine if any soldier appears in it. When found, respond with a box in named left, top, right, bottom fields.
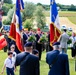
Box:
left=46, top=42, right=70, bottom=75
left=15, top=42, right=40, bottom=75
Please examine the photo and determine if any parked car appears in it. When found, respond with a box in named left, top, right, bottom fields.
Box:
left=3, top=25, right=10, bottom=32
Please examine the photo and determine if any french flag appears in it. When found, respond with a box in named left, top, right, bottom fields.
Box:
left=15, top=0, right=23, bottom=51
left=50, top=0, right=61, bottom=45
left=9, top=11, right=16, bottom=41
left=18, top=0, right=24, bottom=10
left=9, top=0, right=24, bottom=52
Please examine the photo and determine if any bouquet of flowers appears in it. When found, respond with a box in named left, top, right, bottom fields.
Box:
left=28, top=35, right=36, bottom=42
left=39, top=35, right=48, bottom=43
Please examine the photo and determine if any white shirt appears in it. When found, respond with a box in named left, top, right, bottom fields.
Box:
left=70, top=36, right=76, bottom=47
left=4, top=57, right=15, bottom=68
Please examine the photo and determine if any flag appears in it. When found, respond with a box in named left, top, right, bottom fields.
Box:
left=9, top=11, right=16, bottom=40
left=50, top=0, right=61, bottom=45
left=9, top=0, right=24, bottom=52
left=19, top=0, right=24, bottom=10
left=0, top=35, right=7, bottom=50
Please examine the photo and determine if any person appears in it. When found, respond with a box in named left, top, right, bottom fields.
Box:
left=23, top=29, right=28, bottom=45
left=46, top=42, right=70, bottom=75
left=32, top=49, right=39, bottom=57
left=47, top=32, right=53, bottom=51
left=15, top=42, right=40, bottom=75
left=8, top=40, right=20, bottom=54
left=59, top=29, right=69, bottom=53
left=3, top=31, right=8, bottom=52
left=70, top=32, right=76, bottom=57
left=35, top=28, right=42, bottom=60
left=10, top=44, right=17, bottom=62
left=1, top=51, right=15, bottom=75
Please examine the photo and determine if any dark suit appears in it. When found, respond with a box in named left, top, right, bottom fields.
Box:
left=48, top=33, right=53, bottom=51
left=15, top=52, right=40, bottom=75
left=35, top=34, right=42, bottom=60
left=23, top=33, right=28, bottom=44
left=46, top=50, right=70, bottom=75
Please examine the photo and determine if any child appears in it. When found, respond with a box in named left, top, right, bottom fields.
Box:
left=1, top=51, right=15, bottom=75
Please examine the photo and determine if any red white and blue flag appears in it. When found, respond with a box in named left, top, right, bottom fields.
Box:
left=9, top=0, right=24, bottom=52
left=19, top=0, right=24, bottom=10
left=50, top=0, right=61, bottom=45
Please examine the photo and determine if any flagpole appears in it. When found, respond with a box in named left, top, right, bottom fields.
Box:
left=21, top=30, right=24, bottom=51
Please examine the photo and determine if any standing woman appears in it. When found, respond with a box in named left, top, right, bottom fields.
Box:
left=70, top=32, right=76, bottom=57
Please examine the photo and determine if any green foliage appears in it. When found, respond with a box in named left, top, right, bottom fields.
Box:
left=67, top=31, right=72, bottom=37
left=28, top=35, right=36, bottom=42
left=3, top=8, right=14, bottom=25
left=67, top=39, right=72, bottom=44
left=39, top=35, right=48, bottom=43
left=2, top=3, right=14, bottom=15
left=3, top=18, right=11, bottom=25
left=4, top=0, right=12, bottom=4
left=22, top=2, right=36, bottom=21
left=67, top=31, right=72, bottom=44
left=34, top=6, right=46, bottom=29
left=23, top=19, right=33, bottom=31
left=7, top=8, right=14, bottom=20
left=57, top=3, right=76, bottom=11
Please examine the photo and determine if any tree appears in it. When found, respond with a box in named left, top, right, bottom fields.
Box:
left=7, top=8, right=14, bottom=20
left=22, top=2, right=36, bottom=21
left=23, top=19, right=33, bottom=31
left=3, top=7, right=14, bottom=25
left=34, top=6, right=46, bottom=29
left=4, top=0, right=12, bottom=4
left=2, top=3, right=14, bottom=15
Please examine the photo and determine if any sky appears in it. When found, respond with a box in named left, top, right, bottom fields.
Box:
left=13, top=0, right=76, bottom=5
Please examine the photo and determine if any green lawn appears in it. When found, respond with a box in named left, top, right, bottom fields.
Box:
left=44, top=11, right=76, bottom=17
left=0, top=50, right=76, bottom=75
left=67, top=17, right=76, bottom=25
left=44, top=11, right=76, bottom=24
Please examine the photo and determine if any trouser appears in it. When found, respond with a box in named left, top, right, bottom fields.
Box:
left=6, top=67, right=14, bottom=75
left=36, top=43, right=42, bottom=60
left=62, top=48, right=67, bottom=53
left=71, top=47, right=76, bottom=57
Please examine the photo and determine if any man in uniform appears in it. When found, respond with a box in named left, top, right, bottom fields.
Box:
left=15, top=42, right=40, bottom=75
left=46, top=42, right=70, bottom=75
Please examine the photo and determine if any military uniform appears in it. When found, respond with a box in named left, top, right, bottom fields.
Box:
left=15, top=42, right=40, bottom=75
left=46, top=42, right=70, bottom=75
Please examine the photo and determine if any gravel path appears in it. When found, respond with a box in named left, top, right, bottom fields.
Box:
left=46, top=17, right=76, bottom=32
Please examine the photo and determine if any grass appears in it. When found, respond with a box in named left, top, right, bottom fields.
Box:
left=44, top=11, right=76, bottom=17
left=0, top=50, right=76, bottom=75
left=67, top=17, right=76, bottom=25
left=44, top=11, right=76, bottom=24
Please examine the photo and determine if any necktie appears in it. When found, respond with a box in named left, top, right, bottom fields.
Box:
left=9, top=58, right=12, bottom=64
